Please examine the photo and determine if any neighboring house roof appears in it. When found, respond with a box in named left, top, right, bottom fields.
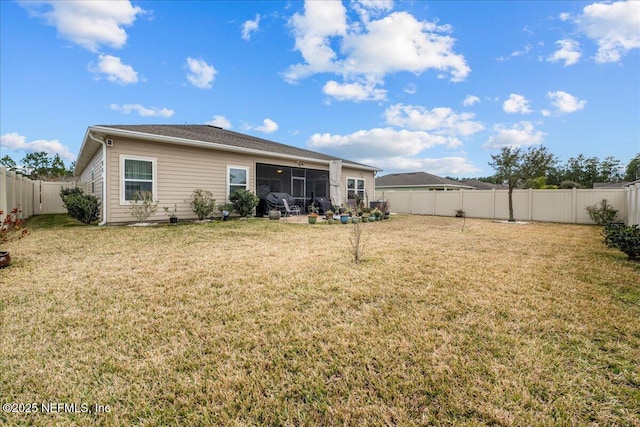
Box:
left=375, top=171, right=475, bottom=190
left=593, top=182, right=630, bottom=189
left=75, top=124, right=380, bottom=175
left=460, top=179, right=505, bottom=190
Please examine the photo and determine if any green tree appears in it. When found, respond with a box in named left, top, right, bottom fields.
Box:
left=0, top=155, right=17, bottom=171
left=489, top=145, right=556, bottom=222
left=22, top=151, right=51, bottom=179
left=624, top=153, right=640, bottom=182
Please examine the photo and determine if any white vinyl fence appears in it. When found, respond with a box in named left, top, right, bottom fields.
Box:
left=626, top=182, right=640, bottom=226
left=376, top=186, right=639, bottom=225
left=1, top=166, right=76, bottom=222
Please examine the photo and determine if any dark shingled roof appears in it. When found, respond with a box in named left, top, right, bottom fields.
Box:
left=96, top=124, right=377, bottom=169
left=375, top=171, right=473, bottom=188
left=460, top=179, right=505, bottom=190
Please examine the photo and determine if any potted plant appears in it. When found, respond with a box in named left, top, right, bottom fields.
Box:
left=308, top=202, right=319, bottom=224
left=325, top=210, right=334, bottom=224
left=163, top=204, right=179, bottom=224
left=0, top=208, right=28, bottom=268
left=340, top=209, right=350, bottom=224
left=268, top=209, right=281, bottom=220
left=373, top=208, right=382, bottom=221
left=217, top=203, right=234, bottom=221
left=455, top=209, right=465, bottom=218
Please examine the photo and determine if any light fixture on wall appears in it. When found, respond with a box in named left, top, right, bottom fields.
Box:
left=276, top=168, right=283, bottom=174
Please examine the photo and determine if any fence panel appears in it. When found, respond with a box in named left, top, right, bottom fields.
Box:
left=462, top=190, right=494, bottom=219
left=41, top=181, right=76, bottom=214
left=1, top=166, right=77, bottom=220
left=377, top=187, right=628, bottom=224
left=627, top=183, right=639, bottom=226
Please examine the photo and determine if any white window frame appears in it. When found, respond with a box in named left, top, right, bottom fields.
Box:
left=346, top=176, right=365, bottom=201
left=120, top=155, right=157, bottom=205
left=227, top=165, right=249, bottom=201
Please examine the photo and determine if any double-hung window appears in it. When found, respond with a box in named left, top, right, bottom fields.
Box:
left=122, top=156, right=156, bottom=203
left=228, top=166, right=248, bottom=198
left=347, top=177, right=365, bottom=201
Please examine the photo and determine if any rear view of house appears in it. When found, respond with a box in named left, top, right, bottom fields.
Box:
left=74, top=125, right=380, bottom=224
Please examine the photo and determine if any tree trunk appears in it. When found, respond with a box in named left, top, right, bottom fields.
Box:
left=508, top=185, right=515, bottom=222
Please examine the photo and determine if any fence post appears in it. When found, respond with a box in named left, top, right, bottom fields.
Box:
left=491, top=188, right=496, bottom=219
left=571, top=187, right=578, bottom=224
left=0, top=167, right=6, bottom=222
left=528, top=188, right=533, bottom=221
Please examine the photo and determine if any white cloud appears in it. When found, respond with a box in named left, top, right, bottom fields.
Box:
left=384, top=104, right=484, bottom=142
left=285, top=0, right=347, bottom=81
left=20, top=0, right=144, bottom=52
left=242, top=14, right=260, bottom=40
left=351, top=0, right=394, bottom=24
left=576, top=1, right=640, bottom=63
left=375, top=156, right=480, bottom=175
left=1, top=132, right=76, bottom=162
left=463, top=95, right=480, bottom=107
left=308, top=127, right=449, bottom=160
left=498, top=43, right=533, bottom=61
left=109, top=103, right=174, bottom=117
left=285, top=2, right=469, bottom=96
left=403, top=83, right=417, bottom=94
left=547, top=90, right=586, bottom=114
left=548, top=39, right=581, bottom=66
left=483, top=121, right=546, bottom=149
left=90, top=54, right=138, bottom=84
left=503, top=94, right=532, bottom=114
left=186, top=57, right=217, bottom=89
left=253, top=119, right=279, bottom=134
left=205, top=115, right=232, bottom=129
left=323, top=80, right=387, bottom=102
left=341, top=12, right=470, bottom=82
left=559, top=12, right=571, bottom=22
left=307, top=127, right=480, bottom=174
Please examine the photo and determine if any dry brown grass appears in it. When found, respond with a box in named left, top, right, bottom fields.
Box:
left=1, top=214, right=639, bottom=426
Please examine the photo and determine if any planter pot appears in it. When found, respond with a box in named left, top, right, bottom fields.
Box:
left=169, top=217, right=178, bottom=224
left=308, top=215, right=318, bottom=224
left=0, top=251, right=11, bottom=268
left=351, top=217, right=359, bottom=223
left=340, top=215, right=350, bottom=224
left=368, top=215, right=375, bottom=222
left=268, top=210, right=281, bottom=220
left=384, top=212, right=390, bottom=220
left=327, top=217, right=335, bottom=225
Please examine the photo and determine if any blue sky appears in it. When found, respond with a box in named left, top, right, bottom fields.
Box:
left=1, top=0, right=638, bottom=178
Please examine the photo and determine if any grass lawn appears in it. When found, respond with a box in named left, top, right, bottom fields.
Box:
left=1, top=214, right=639, bottom=426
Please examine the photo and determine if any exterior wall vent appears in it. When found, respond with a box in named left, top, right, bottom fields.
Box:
left=106, top=139, right=113, bottom=146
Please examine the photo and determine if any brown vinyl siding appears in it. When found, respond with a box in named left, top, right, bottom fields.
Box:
left=105, top=137, right=343, bottom=223
left=79, top=148, right=103, bottom=205
left=341, top=166, right=376, bottom=205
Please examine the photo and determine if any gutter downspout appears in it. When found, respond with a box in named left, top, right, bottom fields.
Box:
left=88, top=132, right=107, bottom=226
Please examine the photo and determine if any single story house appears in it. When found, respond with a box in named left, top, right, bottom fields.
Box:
left=74, top=124, right=380, bottom=224
left=375, top=171, right=475, bottom=192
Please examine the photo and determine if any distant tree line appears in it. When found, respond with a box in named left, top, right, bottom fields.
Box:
left=1, top=152, right=75, bottom=181
left=452, top=152, right=639, bottom=189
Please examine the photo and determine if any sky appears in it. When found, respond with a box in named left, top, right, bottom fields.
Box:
left=1, top=0, right=639, bottom=178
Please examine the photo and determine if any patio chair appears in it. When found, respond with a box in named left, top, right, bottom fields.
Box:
left=283, top=199, right=301, bottom=219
